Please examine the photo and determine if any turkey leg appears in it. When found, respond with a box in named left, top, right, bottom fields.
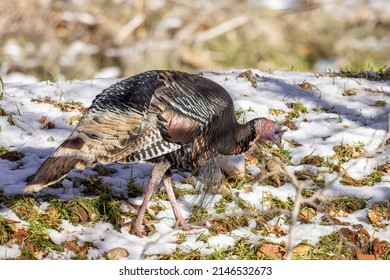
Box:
left=130, top=159, right=171, bottom=237
left=163, top=172, right=200, bottom=231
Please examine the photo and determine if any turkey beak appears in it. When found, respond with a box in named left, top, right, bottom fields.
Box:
left=274, top=129, right=286, bottom=149
left=274, top=138, right=282, bottom=149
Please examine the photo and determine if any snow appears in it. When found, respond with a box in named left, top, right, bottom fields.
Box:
left=0, top=69, right=389, bottom=259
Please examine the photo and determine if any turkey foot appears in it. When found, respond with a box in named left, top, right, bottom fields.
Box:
left=174, top=218, right=202, bottom=231
left=129, top=221, right=144, bottom=237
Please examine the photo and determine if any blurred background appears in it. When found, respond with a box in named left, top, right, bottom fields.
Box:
left=1, top=0, right=389, bottom=82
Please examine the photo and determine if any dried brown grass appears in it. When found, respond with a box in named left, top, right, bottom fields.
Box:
left=0, top=0, right=389, bottom=80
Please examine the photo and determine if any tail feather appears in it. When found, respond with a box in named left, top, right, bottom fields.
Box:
left=23, top=137, right=85, bottom=193
left=23, top=156, right=81, bottom=193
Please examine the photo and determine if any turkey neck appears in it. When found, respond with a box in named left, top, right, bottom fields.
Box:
left=219, top=120, right=256, bottom=155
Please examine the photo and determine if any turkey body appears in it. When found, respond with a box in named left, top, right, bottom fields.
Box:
left=24, top=70, right=283, bottom=236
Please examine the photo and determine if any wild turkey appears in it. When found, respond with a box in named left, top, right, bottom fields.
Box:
left=23, top=70, right=283, bottom=236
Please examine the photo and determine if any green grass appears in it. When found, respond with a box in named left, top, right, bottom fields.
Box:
left=373, top=100, right=387, bottom=107
left=0, top=75, right=4, bottom=101
left=156, top=238, right=283, bottom=260
left=213, top=197, right=231, bottom=214
left=187, top=206, right=210, bottom=224
left=0, top=146, right=9, bottom=153
left=319, top=196, right=368, bottom=216
left=331, top=66, right=390, bottom=81
left=295, top=232, right=354, bottom=260
left=0, top=179, right=388, bottom=260
left=0, top=216, right=14, bottom=244
left=0, top=193, right=126, bottom=259
left=262, top=194, right=294, bottom=211
left=127, top=176, right=144, bottom=198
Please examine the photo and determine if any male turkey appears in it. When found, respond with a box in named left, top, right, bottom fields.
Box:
left=23, top=70, right=283, bottom=236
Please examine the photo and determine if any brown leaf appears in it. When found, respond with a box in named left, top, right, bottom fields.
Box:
left=0, top=151, right=24, bottom=161
left=236, top=70, right=258, bottom=88
left=79, top=243, right=91, bottom=259
left=356, top=251, right=375, bottom=260
left=378, top=163, right=390, bottom=174
left=0, top=107, right=6, bottom=116
left=237, top=69, right=254, bottom=79
left=39, top=116, right=47, bottom=124
left=257, top=244, right=286, bottom=259
left=351, top=151, right=361, bottom=158
left=340, top=173, right=359, bottom=186
left=387, top=205, right=390, bottom=219
left=358, top=227, right=370, bottom=238
left=372, top=238, right=390, bottom=258
left=368, top=209, right=382, bottom=224
left=39, top=116, right=56, bottom=129
left=61, top=241, right=80, bottom=253
left=294, top=169, right=314, bottom=180
left=106, top=247, right=129, bottom=260
left=339, top=227, right=357, bottom=243
left=293, top=245, right=311, bottom=254
left=245, top=154, right=258, bottom=165
left=299, top=207, right=316, bottom=221
left=287, top=139, right=303, bottom=147
left=75, top=205, right=89, bottom=222
left=298, top=81, right=314, bottom=90
left=46, top=121, right=55, bottom=129
left=2, top=218, right=25, bottom=232
left=303, top=155, right=323, bottom=166
left=11, top=228, right=30, bottom=243
left=146, top=207, right=156, bottom=218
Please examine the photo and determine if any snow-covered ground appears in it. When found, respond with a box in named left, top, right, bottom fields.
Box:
left=0, top=69, right=389, bottom=259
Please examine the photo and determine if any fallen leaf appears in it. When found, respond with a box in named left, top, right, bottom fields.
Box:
left=2, top=218, right=25, bottom=232
left=294, top=169, right=314, bottom=180
left=245, top=154, right=258, bottom=165
left=61, top=241, right=80, bottom=253
left=339, top=227, right=357, bottom=243
left=39, top=116, right=55, bottom=129
left=356, top=251, right=375, bottom=260
left=336, top=209, right=349, bottom=217
left=261, top=191, right=274, bottom=208
left=378, top=163, right=390, bottom=174
left=372, top=238, right=390, bottom=258
left=75, top=205, right=89, bottom=222
left=303, top=155, right=323, bottom=166
left=298, top=81, right=314, bottom=90
left=0, top=151, right=24, bottom=161
left=257, top=244, right=285, bottom=259
left=106, top=247, right=129, bottom=260
left=368, top=209, right=382, bottom=224
left=286, top=139, right=303, bottom=147
left=46, top=121, right=55, bottom=129
left=262, top=224, right=288, bottom=237
left=340, top=173, right=359, bottom=186
left=146, top=207, right=156, bottom=218
left=358, top=227, right=370, bottom=237
left=39, top=116, right=47, bottom=124
left=293, top=245, right=311, bottom=254
left=351, top=151, right=361, bottom=158
left=236, top=70, right=258, bottom=88
left=79, top=243, right=92, bottom=259
left=299, top=207, right=316, bottom=221
left=11, top=228, right=30, bottom=243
